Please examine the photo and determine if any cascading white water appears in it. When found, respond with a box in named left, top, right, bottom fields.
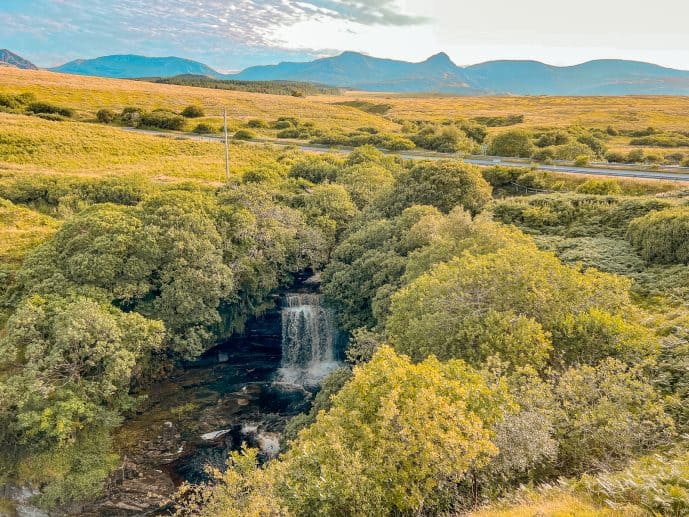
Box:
left=277, top=293, right=341, bottom=386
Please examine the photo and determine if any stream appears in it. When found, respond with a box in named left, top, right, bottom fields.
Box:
left=4, top=280, right=345, bottom=517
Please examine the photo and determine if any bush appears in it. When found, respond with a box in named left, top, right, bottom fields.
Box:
left=120, top=107, right=143, bottom=126
left=181, top=105, right=205, bottom=118
left=379, top=160, right=492, bottom=216
left=276, top=128, right=306, bottom=139
left=96, top=109, right=116, bottom=124
left=234, top=129, right=256, bottom=140
left=606, top=151, right=627, bottom=163
left=574, top=155, right=590, bottom=167
left=627, top=149, right=645, bottom=163
left=575, top=179, right=622, bottom=195
left=489, top=130, right=534, bottom=158
left=288, top=155, right=341, bottom=183
left=533, top=148, right=556, bottom=162
left=27, top=102, right=74, bottom=118
left=473, top=114, right=525, bottom=127
left=554, top=143, right=593, bottom=161
left=577, top=445, right=689, bottom=516
left=139, top=110, right=186, bottom=130
left=630, top=134, right=689, bottom=148
left=628, top=207, right=689, bottom=264
left=482, top=166, right=526, bottom=187
left=192, top=123, right=215, bottom=134
left=247, top=119, right=268, bottom=128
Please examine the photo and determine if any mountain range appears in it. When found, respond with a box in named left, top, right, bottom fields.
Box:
left=5, top=50, right=689, bottom=95
left=0, top=49, right=38, bottom=70
left=52, top=54, right=218, bottom=79
left=233, top=52, right=689, bottom=95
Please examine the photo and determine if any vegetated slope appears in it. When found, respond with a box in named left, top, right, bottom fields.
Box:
left=144, top=74, right=341, bottom=96
left=52, top=54, right=221, bottom=78
left=234, top=51, right=689, bottom=95
left=0, top=68, right=394, bottom=132
left=0, top=49, right=38, bottom=70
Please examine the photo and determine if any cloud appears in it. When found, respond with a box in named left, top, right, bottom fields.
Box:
left=1, top=0, right=427, bottom=67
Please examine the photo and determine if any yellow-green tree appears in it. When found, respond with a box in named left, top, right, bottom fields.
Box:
left=199, top=346, right=511, bottom=516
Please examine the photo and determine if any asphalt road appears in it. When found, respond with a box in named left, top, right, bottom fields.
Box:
left=126, top=128, right=689, bottom=183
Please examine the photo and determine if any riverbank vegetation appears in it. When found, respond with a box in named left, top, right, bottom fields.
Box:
left=4, top=70, right=689, bottom=515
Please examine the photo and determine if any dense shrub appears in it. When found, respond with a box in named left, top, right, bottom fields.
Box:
left=288, top=155, right=341, bottom=183
left=575, top=179, right=621, bottom=195
left=630, top=134, right=689, bottom=148
left=181, top=105, right=205, bottom=118
left=411, top=125, right=477, bottom=153
left=96, top=108, right=116, bottom=124
left=120, top=107, right=143, bottom=126
left=27, top=102, right=74, bottom=118
left=377, top=160, right=492, bottom=217
left=139, top=110, right=186, bottom=130
left=473, top=114, right=524, bottom=127
left=192, top=123, right=215, bottom=134
left=577, top=445, right=689, bottom=515
left=628, top=207, right=689, bottom=264
left=247, top=118, right=268, bottom=128
left=489, top=130, right=534, bottom=158
left=233, top=129, right=255, bottom=140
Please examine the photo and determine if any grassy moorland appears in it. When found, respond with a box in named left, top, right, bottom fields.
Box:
left=0, top=112, right=286, bottom=183
left=326, top=91, right=689, bottom=131
left=0, top=68, right=395, bottom=132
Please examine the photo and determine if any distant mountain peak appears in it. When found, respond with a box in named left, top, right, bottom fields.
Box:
left=51, top=54, right=221, bottom=79
left=0, top=49, right=38, bottom=70
left=424, top=52, right=455, bottom=65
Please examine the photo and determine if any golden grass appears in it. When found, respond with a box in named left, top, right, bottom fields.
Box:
left=323, top=91, right=689, bottom=132
left=0, top=112, right=285, bottom=183
left=467, top=491, right=639, bottom=517
left=0, top=199, right=59, bottom=269
left=0, top=68, right=397, bottom=132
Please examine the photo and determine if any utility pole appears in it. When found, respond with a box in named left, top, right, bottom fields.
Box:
left=223, top=108, right=230, bottom=181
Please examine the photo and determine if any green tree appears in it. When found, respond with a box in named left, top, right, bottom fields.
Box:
left=489, top=130, right=534, bottom=158
left=376, top=160, right=492, bottom=216
left=200, top=347, right=511, bottom=516
left=387, top=245, right=655, bottom=368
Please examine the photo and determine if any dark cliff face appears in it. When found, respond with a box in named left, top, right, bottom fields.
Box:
left=0, top=49, right=38, bottom=70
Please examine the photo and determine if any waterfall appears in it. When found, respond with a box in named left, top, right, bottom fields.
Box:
left=278, top=293, right=341, bottom=386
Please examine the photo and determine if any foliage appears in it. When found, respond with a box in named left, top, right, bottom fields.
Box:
left=198, top=347, right=511, bottom=516
left=373, top=160, right=492, bottom=216
left=473, top=115, right=525, bottom=127
left=27, top=101, right=74, bottom=118
left=96, top=108, right=116, bottom=123
left=575, top=179, right=622, bottom=195
left=139, top=109, right=186, bottom=130
left=387, top=245, right=655, bottom=368
left=553, top=359, right=674, bottom=473
left=489, top=130, right=534, bottom=158
left=181, top=105, right=205, bottom=118
left=233, top=129, right=255, bottom=140
left=147, top=74, right=342, bottom=96
left=628, top=207, right=689, bottom=264
left=411, top=125, right=478, bottom=153
left=192, top=122, right=215, bottom=134
left=577, top=443, right=689, bottom=516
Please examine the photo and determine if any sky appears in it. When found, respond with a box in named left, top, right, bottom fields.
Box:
left=2, top=0, right=689, bottom=71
